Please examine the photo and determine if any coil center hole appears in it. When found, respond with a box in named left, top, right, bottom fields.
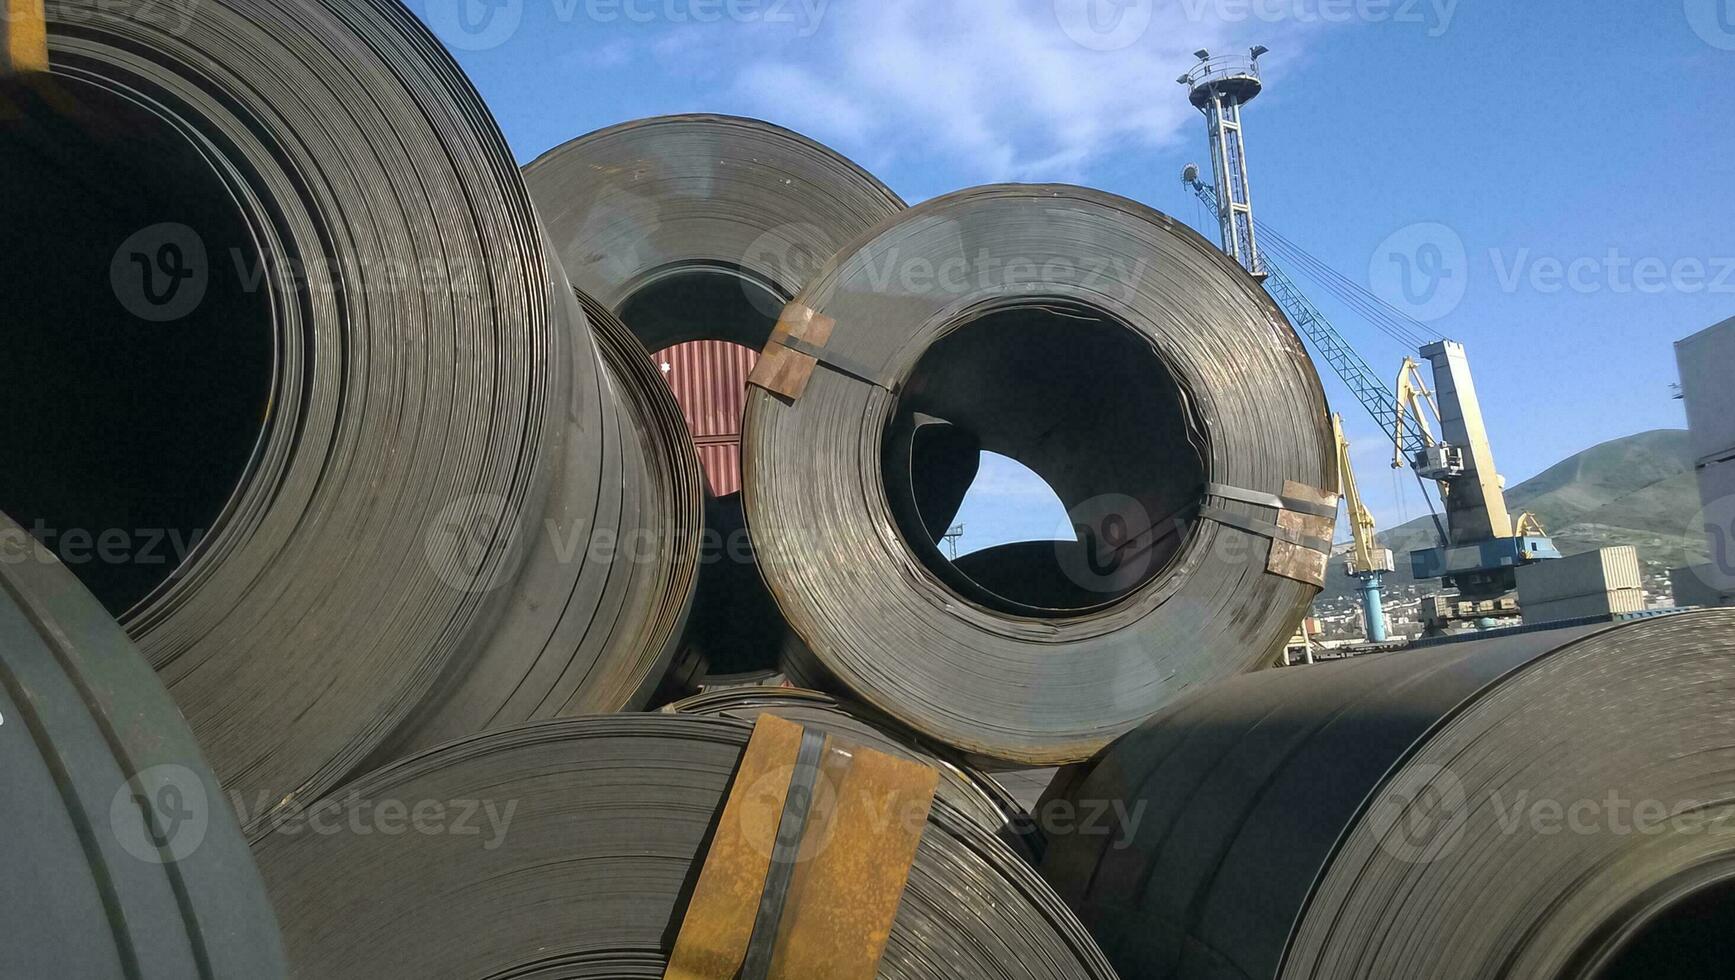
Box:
left=0, top=78, right=273, bottom=614
left=884, top=299, right=1207, bottom=617
left=1593, top=875, right=1735, bottom=979
left=617, top=262, right=787, bottom=352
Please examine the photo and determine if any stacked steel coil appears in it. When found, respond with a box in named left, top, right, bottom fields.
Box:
left=0, top=512, right=284, bottom=978
left=381, top=291, right=705, bottom=756
left=5, top=0, right=593, bottom=835
left=523, top=113, right=908, bottom=351
left=19, top=5, right=1722, bottom=976
left=1041, top=610, right=1735, bottom=980
left=253, top=714, right=1118, bottom=980
left=523, top=114, right=911, bottom=684
left=742, top=184, right=1337, bottom=766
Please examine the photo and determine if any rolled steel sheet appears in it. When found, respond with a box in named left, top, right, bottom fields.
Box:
left=523, top=113, right=909, bottom=683
left=0, top=512, right=284, bottom=978
left=1041, top=610, right=1735, bottom=980
left=523, top=113, right=908, bottom=352
left=666, top=686, right=1043, bottom=860
left=381, top=292, right=705, bottom=756
left=253, top=714, right=1117, bottom=979
left=742, top=185, right=1336, bottom=766
left=4, top=0, right=586, bottom=835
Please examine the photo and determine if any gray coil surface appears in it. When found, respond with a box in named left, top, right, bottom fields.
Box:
left=0, top=512, right=284, bottom=978
left=5, top=0, right=592, bottom=834
left=1042, top=610, right=1735, bottom=980
left=523, top=113, right=907, bottom=351
left=522, top=113, right=909, bottom=682
left=384, top=291, right=705, bottom=756
left=742, top=184, right=1336, bottom=766
left=254, top=714, right=1116, bottom=979
left=523, top=116, right=909, bottom=679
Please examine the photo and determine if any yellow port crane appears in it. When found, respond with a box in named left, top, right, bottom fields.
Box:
left=1335, top=413, right=1395, bottom=643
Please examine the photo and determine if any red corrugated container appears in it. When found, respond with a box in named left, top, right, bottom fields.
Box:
left=653, top=340, right=756, bottom=496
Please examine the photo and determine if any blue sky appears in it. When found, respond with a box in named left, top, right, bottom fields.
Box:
left=419, top=0, right=1735, bottom=547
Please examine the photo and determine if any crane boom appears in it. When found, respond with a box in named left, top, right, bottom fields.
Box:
left=1335, top=413, right=1380, bottom=575
left=1186, top=176, right=1426, bottom=457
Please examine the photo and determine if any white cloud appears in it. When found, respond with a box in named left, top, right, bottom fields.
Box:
left=734, top=62, right=875, bottom=144
left=706, top=0, right=1320, bottom=183
left=583, top=37, right=636, bottom=67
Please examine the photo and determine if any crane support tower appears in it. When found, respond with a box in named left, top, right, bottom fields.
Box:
left=1399, top=341, right=1559, bottom=598
left=1180, top=46, right=1560, bottom=627
left=1181, top=47, right=1267, bottom=278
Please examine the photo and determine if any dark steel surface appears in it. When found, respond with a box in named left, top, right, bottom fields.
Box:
left=743, top=185, right=1337, bottom=766
left=0, top=512, right=285, bottom=978
left=1042, top=611, right=1735, bottom=979
left=254, top=714, right=1117, bottom=979
left=379, top=292, right=706, bottom=758
left=523, top=113, right=907, bottom=352
left=523, top=113, right=909, bottom=693
left=16, top=0, right=585, bottom=836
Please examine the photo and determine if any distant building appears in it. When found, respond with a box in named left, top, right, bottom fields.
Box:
left=655, top=341, right=755, bottom=496
left=1672, top=317, right=1735, bottom=607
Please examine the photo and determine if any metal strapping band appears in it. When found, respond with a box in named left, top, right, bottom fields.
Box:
left=739, top=728, right=827, bottom=980
left=1205, top=482, right=1338, bottom=519
left=775, top=334, right=892, bottom=392
left=1197, top=504, right=1332, bottom=556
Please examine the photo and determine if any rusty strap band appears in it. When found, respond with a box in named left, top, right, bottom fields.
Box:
left=664, top=713, right=940, bottom=980
left=1197, top=506, right=1332, bottom=555
left=1198, top=480, right=1339, bottom=588
left=3, top=0, right=47, bottom=74
left=748, top=303, right=891, bottom=400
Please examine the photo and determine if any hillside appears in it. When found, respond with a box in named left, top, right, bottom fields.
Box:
left=1318, top=429, right=1706, bottom=615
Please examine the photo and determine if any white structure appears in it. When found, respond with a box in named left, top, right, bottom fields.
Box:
left=1518, top=547, right=1645, bottom=625
left=1674, top=317, right=1735, bottom=606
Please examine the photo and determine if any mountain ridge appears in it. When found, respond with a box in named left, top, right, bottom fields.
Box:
left=1320, top=428, right=1705, bottom=610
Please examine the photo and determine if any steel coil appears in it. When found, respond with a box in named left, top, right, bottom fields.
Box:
left=0, top=512, right=284, bottom=978
left=741, top=184, right=1336, bottom=766
left=381, top=291, right=704, bottom=755
left=523, top=113, right=907, bottom=351
left=665, top=686, right=1043, bottom=860
left=1041, top=610, right=1735, bottom=980
left=253, top=715, right=1117, bottom=979
left=4, top=0, right=593, bottom=835
left=522, top=113, right=909, bottom=683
